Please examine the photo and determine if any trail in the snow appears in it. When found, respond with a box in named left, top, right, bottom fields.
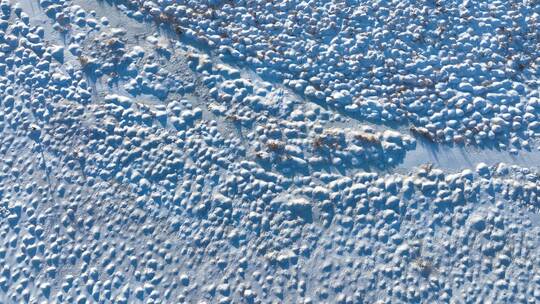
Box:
left=75, top=0, right=540, bottom=174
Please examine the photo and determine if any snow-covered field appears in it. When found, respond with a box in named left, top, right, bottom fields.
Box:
left=1, top=0, right=540, bottom=303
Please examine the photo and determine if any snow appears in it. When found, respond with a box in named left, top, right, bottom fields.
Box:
left=0, top=0, right=540, bottom=303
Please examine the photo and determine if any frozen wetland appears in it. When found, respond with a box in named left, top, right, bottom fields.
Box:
left=1, top=0, right=540, bottom=303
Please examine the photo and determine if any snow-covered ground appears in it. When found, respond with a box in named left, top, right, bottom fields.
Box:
left=1, top=0, right=540, bottom=303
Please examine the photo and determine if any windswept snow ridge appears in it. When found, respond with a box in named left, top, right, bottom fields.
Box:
left=118, top=0, right=540, bottom=150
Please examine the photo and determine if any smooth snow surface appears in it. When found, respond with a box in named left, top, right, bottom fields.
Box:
left=1, top=0, right=540, bottom=303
